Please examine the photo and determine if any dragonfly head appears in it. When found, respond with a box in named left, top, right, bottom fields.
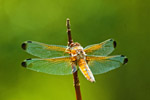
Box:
left=70, top=42, right=80, bottom=47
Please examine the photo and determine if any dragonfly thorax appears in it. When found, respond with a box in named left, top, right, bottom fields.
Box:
left=65, top=42, right=86, bottom=60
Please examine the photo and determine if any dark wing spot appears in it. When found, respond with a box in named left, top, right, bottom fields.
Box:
left=21, top=43, right=27, bottom=50
left=123, top=58, right=128, bottom=65
left=121, top=55, right=125, bottom=57
left=27, top=41, right=32, bottom=43
left=110, top=39, right=113, bottom=41
left=26, top=58, right=32, bottom=60
left=113, top=41, right=117, bottom=48
left=21, top=61, right=27, bottom=67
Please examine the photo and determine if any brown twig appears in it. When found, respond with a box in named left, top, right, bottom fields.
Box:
left=66, top=18, right=73, bottom=45
left=66, top=18, right=82, bottom=100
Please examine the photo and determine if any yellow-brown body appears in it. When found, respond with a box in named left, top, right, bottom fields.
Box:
left=66, top=42, right=95, bottom=82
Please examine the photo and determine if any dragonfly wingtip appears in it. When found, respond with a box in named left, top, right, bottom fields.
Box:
left=21, top=43, right=27, bottom=50
left=21, top=61, right=27, bottom=67
left=113, top=41, right=117, bottom=48
left=21, top=41, right=32, bottom=50
left=27, top=41, right=32, bottom=43
left=123, top=58, right=128, bottom=65
left=120, top=55, right=128, bottom=65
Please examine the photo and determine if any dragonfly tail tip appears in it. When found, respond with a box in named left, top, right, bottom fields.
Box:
left=91, top=80, right=96, bottom=83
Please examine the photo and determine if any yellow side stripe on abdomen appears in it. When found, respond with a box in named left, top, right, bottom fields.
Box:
left=78, top=59, right=95, bottom=82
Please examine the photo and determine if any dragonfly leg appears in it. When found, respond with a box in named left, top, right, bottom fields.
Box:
left=72, top=63, right=77, bottom=73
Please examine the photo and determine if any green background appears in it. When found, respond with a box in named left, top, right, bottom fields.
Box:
left=0, top=0, right=149, bottom=100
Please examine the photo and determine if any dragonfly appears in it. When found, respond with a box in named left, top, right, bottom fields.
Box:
left=21, top=39, right=128, bottom=82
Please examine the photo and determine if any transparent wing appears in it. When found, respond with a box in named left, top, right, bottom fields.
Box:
left=21, top=56, right=73, bottom=75
left=84, top=39, right=116, bottom=56
left=86, top=55, right=128, bottom=75
left=21, top=41, right=68, bottom=58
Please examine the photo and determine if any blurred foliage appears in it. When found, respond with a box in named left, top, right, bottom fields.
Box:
left=0, top=0, right=150, bottom=100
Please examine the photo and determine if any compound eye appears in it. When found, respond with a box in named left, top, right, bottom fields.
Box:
left=70, top=43, right=74, bottom=47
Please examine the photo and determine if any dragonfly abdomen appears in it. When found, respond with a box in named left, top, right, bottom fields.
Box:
left=78, top=59, right=95, bottom=82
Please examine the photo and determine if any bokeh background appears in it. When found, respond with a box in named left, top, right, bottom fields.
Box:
left=0, top=0, right=149, bottom=100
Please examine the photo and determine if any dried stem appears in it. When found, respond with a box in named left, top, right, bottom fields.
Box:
left=66, top=18, right=82, bottom=100
left=66, top=18, right=73, bottom=45
left=72, top=70, right=82, bottom=100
